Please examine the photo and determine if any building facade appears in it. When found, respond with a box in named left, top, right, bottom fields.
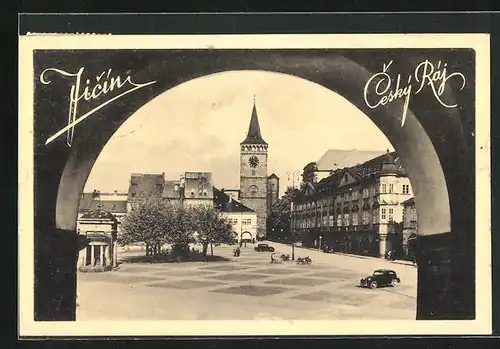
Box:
left=77, top=209, right=119, bottom=271
left=239, top=100, right=268, bottom=239
left=291, top=151, right=414, bottom=258
left=214, top=187, right=258, bottom=242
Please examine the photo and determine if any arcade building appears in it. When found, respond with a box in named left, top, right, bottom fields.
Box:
left=291, top=150, right=414, bottom=258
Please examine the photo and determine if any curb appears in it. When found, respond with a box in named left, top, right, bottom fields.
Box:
left=269, top=241, right=416, bottom=267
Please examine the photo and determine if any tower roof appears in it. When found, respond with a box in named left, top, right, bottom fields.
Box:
left=241, top=98, right=267, bottom=145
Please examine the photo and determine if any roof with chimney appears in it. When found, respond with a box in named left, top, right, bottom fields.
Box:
left=163, top=180, right=182, bottom=200
left=296, top=150, right=407, bottom=201
left=213, top=187, right=255, bottom=213
left=79, top=192, right=127, bottom=213
left=183, top=172, right=214, bottom=199
left=127, top=173, right=165, bottom=201
left=241, top=98, right=267, bottom=145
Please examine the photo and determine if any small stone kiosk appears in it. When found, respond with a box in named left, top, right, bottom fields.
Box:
left=77, top=208, right=118, bottom=271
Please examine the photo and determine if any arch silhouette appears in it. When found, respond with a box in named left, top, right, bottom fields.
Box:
left=33, top=49, right=475, bottom=321
left=241, top=231, right=253, bottom=240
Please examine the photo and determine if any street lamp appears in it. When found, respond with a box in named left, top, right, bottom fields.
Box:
left=319, top=235, right=323, bottom=252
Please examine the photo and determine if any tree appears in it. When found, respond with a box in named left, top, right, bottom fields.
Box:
left=119, top=196, right=170, bottom=257
left=163, top=202, right=195, bottom=256
left=190, top=204, right=237, bottom=256
left=268, top=187, right=300, bottom=241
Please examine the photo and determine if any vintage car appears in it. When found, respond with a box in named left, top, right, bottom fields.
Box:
left=360, top=269, right=401, bottom=289
left=254, top=243, right=275, bottom=252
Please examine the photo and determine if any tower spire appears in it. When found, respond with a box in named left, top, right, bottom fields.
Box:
left=241, top=96, right=267, bottom=145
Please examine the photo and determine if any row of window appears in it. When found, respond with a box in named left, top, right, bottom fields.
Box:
left=295, top=184, right=411, bottom=211
left=295, top=208, right=396, bottom=229
left=228, top=218, right=253, bottom=225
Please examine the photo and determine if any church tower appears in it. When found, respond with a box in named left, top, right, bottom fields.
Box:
left=240, top=98, right=268, bottom=239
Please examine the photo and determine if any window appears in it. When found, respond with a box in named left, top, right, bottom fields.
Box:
left=363, top=188, right=369, bottom=198
left=343, top=213, right=350, bottom=226
left=402, top=184, right=410, bottom=194
left=362, top=211, right=370, bottom=224
left=242, top=218, right=252, bottom=225
left=381, top=184, right=387, bottom=193
left=329, top=215, right=334, bottom=227
left=389, top=184, right=394, bottom=193
left=336, top=215, right=342, bottom=226
left=411, top=210, right=417, bottom=222
left=229, top=218, right=238, bottom=225
left=388, top=208, right=394, bottom=222
left=352, top=191, right=358, bottom=200
left=352, top=213, right=359, bottom=226
left=381, top=208, right=387, bottom=220
left=372, top=212, right=378, bottom=224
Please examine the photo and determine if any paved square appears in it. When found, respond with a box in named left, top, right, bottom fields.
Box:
left=210, top=273, right=271, bottom=281
left=153, top=270, right=217, bottom=277
left=87, top=274, right=163, bottom=284
left=265, top=277, right=333, bottom=286
left=212, top=284, right=292, bottom=297
left=77, top=242, right=418, bottom=320
left=147, top=280, right=224, bottom=289
left=200, top=265, right=253, bottom=271
left=250, top=268, right=297, bottom=275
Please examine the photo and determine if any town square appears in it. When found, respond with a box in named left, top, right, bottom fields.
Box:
left=74, top=78, right=421, bottom=321
left=77, top=241, right=417, bottom=320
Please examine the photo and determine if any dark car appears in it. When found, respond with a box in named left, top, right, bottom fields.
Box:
left=360, top=269, right=401, bottom=289
left=254, top=243, right=275, bottom=252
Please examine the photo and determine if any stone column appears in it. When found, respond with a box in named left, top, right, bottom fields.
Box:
left=113, top=240, right=118, bottom=267
left=99, top=245, right=104, bottom=266
left=90, top=244, right=95, bottom=266
left=105, top=245, right=110, bottom=267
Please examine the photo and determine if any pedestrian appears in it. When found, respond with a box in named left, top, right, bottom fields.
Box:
left=236, top=246, right=241, bottom=257
left=270, top=252, right=276, bottom=264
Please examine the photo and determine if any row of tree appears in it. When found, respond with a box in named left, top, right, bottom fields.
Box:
left=119, top=198, right=237, bottom=257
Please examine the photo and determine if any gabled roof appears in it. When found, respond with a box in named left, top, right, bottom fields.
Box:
left=241, top=100, right=267, bottom=145
left=268, top=173, right=280, bottom=180
left=79, top=194, right=127, bottom=213
left=213, top=187, right=255, bottom=213
left=80, top=209, right=118, bottom=223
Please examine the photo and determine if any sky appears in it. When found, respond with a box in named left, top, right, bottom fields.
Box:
left=84, top=70, right=394, bottom=197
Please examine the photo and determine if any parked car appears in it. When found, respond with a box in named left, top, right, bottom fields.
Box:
left=360, top=269, right=401, bottom=289
left=254, top=243, right=275, bottom=252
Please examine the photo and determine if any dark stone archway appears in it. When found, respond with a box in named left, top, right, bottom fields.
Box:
left=33, top=49, right=475, bottom=321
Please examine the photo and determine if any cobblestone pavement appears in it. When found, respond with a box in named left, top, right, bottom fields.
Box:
left=77, top=242, right=417, bottom=321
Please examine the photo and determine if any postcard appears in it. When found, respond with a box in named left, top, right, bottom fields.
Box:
left=18, top=33, right=491, bottom=336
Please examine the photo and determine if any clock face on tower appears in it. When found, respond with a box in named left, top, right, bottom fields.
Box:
left=248, top=156, right=259, bottom=168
